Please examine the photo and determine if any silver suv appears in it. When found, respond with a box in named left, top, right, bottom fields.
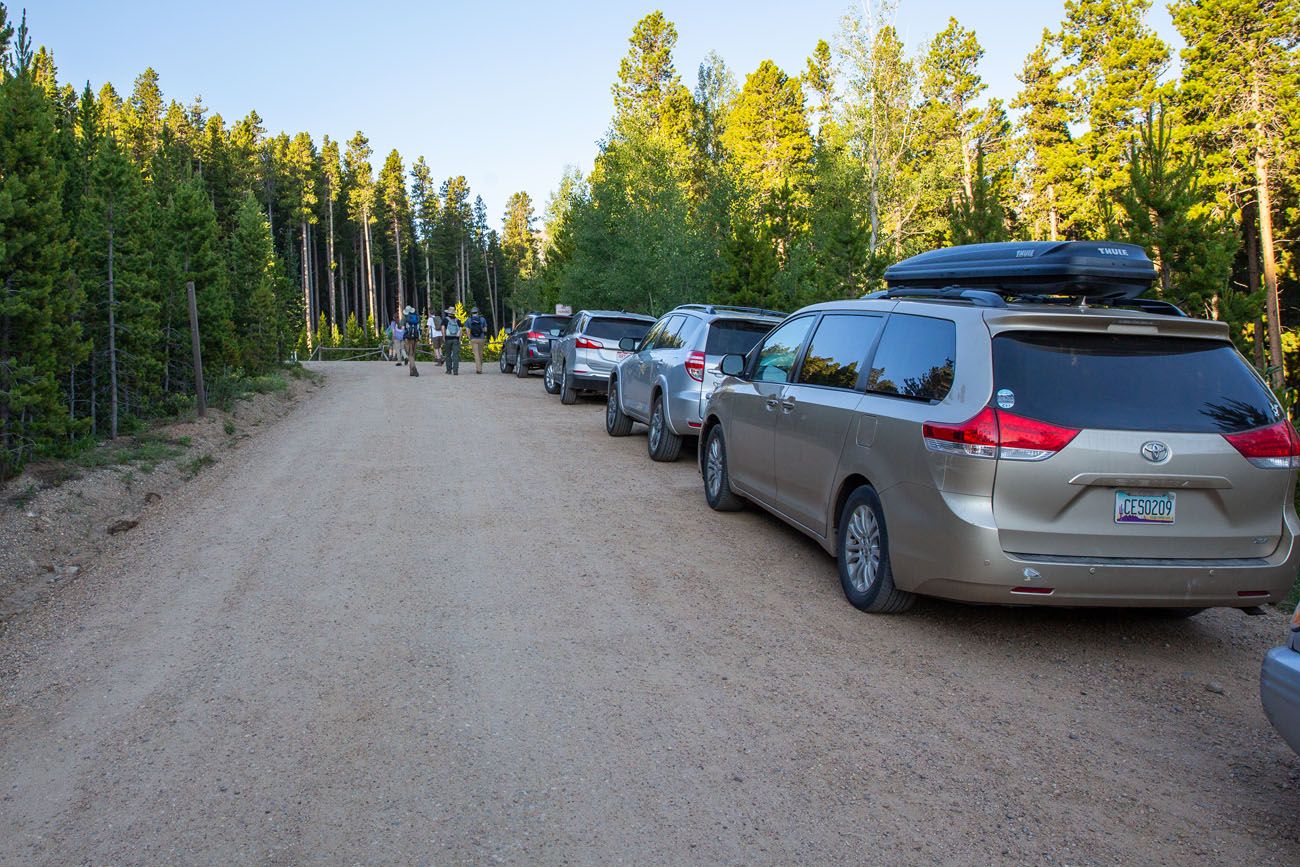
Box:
left=700, top=242, right=1300, bottom=614
left=546, top=310, right=655, bottom=405
left=606, top=305, right=784, bottom=461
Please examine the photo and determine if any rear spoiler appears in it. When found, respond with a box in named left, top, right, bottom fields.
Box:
left=984, top=311, right=1231, bottom=341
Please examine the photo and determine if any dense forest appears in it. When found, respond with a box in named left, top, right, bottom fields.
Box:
left=0, top=1, right=1298, bottom=478
left=0, top=4, right=543, bottom=475
left=524, top=2, right=1299, bottom=389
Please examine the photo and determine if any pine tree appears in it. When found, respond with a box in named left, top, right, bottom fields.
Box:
left=77, top=135, right=161, bottom=437
left=1171, top=0, right=1299, bottom=385
left=409, top=155, right=437, bottom=312
left=228, top=191, right=280, bottom=372
left=1120, top=105, right=1238, bottom=321
left=947, top=146, right=1009, bottom=244
left=285, top=131, right=317, bottom=346
left=1013, top=31, right=1080, bottom=240
left=378, top=149, right=408, bottom=313
left=1060, top=0, right=1169, bottom=233
left=166, top=172, right=234, bottom=379
left=343, top=132, right=376, bottom=325
left=0, top=14, right=80, bottom=474
left=320, top=135, right=341, bottom=328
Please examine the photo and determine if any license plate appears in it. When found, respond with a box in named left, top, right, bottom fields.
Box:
left=1114, top=491, right=1175, bottom=524
left=617, top=351, right=630, bottom=360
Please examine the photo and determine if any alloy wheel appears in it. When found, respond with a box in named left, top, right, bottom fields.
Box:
left=843, top=505, right=882, bottom=594
left=705, top=435, right=723, bottom=499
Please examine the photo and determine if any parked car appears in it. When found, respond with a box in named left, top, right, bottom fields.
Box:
left=500, top=312, right=570, bottom=377
left=606, top=304, right=784, bottom=461
left=699, top=241, right=1300, bottom=614
left=546, top=310, right=655, bottom=404
left=1261, top=601, right=1300, bottom=755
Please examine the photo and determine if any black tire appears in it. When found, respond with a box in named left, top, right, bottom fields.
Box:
left=702, top=426, right=744, bottom=511
left=560, top=362, right=577, bottom=405
left=544, top=360, right=561, bottom=395
left=647, top=394, right=682, bottom=462
left=499, top=349, right=512, bottom=374
left=606, top=382, right=634, bottom=436
left=515, top=347, right=530, bottom=378
left=836, top=486, right=915, bottom=614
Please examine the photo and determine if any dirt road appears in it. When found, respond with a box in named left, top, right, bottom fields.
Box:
left=1, top=362, right=1297, bottom=864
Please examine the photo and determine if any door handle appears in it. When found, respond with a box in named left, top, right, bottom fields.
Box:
left=780, top=398, right=796, bottom=413
left=764, top=397, right=780, bottom=411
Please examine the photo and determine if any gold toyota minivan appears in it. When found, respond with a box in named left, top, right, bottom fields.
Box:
left=700, top=242, right=1300, bottom=614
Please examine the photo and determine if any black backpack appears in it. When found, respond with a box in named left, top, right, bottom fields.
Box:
left=469, top=316, right=486, bottom=338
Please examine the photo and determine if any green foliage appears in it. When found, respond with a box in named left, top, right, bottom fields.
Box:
left=0, top=38, right=79, bottom=476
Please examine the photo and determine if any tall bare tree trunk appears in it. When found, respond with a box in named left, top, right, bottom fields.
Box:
left=327, top=195, right=337, bottom=328
left=301, top=220, right=312, bottom=349
left=393, top=218, right=405, bottom=314
left=363, top=212, right=377, bottom=332
left=1256, top=150, right=1283, bottom=388
left=107, top=211, right=119, bottom=440
left=1048, top=184, right=1058, bottom=242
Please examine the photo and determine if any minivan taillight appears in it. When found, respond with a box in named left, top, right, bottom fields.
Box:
left=1223, top=420, right=1300, bottom=469
left=526, top=331, right=545, bottom=341
left=575, top=337, right=604, bottom=350
left=685, top=351, right=706, bottom=382
left=923, top=407, right=1079, bottom=462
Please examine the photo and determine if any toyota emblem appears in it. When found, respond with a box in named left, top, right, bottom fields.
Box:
left=1141, top=441, right=1170, bottom=463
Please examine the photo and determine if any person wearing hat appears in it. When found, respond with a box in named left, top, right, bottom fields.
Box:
left=442, top=307, right=462, bottom=375
left=426, top=308, right=442, bottom=362
left=402, top=305, right=421, bottom=376
left=466, top=307, right=490, bottom=374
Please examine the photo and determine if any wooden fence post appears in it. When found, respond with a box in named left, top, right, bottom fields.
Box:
left=186, top=280, right=207, bottom=417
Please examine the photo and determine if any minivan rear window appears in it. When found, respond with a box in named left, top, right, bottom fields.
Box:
left=992, top=332, right=1281, bottom=433
left=706, top=320, right=774, bottom=356
left=587, top=318, right=652, bottom=341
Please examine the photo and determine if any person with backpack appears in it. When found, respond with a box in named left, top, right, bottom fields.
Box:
left=442, top=308, right=462, bottom=375
left=403, top=305, right=421, bottom=377
left=389, top=315, right=406, bottom=366
left=467, top=307, right=490, bottom=374
left=426, top=309, right=441, bottom=362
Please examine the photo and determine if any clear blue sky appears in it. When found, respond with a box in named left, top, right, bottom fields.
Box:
left=30, top=0, right=1181, bottom=230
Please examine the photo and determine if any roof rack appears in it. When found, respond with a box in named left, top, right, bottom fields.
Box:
left=864, top=287, right=1189, bottom=317
left=864, top=287, right=1007, bottom=308
left=675, top=304, right=787, bottom=319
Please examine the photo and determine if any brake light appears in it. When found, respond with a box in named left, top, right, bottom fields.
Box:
left=1222, top=420, right=1300, bottom=469
left=923, top=407, right=998, bottom=459
left=1291, top=602, right=1300, bottom=632
left=685, top=351, right=706, bottom=382
left=526, top=331, right=545, bottom=341
left=922, top=407, right=1079, bottom=462
left=575, top=337, right=604, bottom=350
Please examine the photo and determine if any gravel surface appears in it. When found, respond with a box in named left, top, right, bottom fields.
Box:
left=1, top=361, right=1298, bottom=865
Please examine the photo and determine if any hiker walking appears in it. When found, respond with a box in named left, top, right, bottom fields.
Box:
left=389, top=315, right=406, bottom=366
left=427, top=309, right=442, bottom=362
left=384, top=315, right=400, bottom=362
left=403, top=305, right=421, bottom=377
left=443, top=308, right=462, bottom=375
left=467, top=307, right=489, bottom=374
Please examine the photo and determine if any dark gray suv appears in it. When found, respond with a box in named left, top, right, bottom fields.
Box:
left=606, top=305, right=784, bottom=461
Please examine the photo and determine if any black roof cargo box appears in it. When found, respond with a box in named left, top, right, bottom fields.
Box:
left=883, top=241, right=1157, bottom=300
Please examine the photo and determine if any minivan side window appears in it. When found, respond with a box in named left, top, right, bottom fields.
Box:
left=753, top=316, right=816, bottom=383
left=796, top=314, right=883, bottom=390
left=866, top=314, right=956, bottom=402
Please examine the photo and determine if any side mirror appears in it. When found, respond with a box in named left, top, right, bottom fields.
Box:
left=618, top=337, right=639, bottom=352
left=719, top=354, right=745, bottom=377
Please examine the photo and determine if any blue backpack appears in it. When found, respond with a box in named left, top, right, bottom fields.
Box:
left=404, top=312, right=420, bottom=340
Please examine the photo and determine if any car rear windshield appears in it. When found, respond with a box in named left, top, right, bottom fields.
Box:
left=992, top=332, right=1281, bottom=433
left=587, top=318, right=652, bottom=341
left=706, top=320, right=775, bottom=356
left=532, top=316, right=568, bottom=333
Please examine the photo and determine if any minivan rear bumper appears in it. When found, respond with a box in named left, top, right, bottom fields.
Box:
left=883, top=483, right=1300, bottom=607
